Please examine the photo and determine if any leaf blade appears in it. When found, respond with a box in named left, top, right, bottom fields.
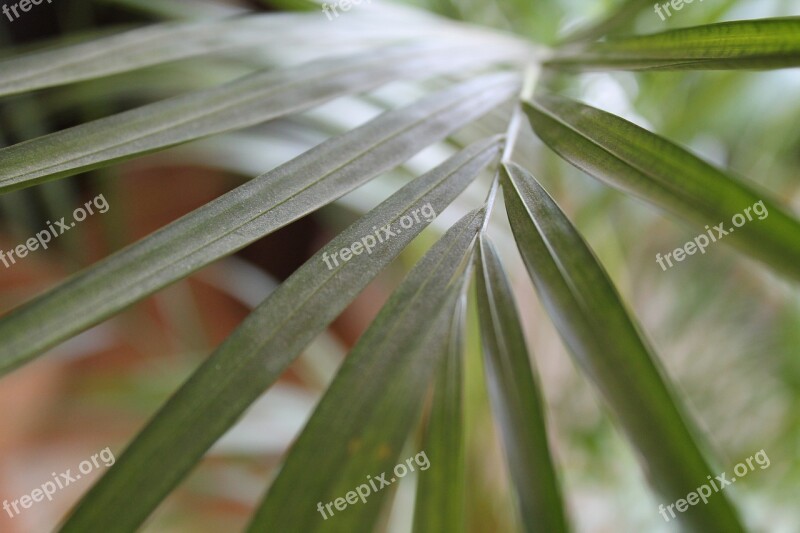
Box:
left=502, top=162, right=744, bottom=533
left=0, top=74, right=518, bottom=375
left=0, top=43, right=514, bottom=193
left=59, top=142, right=500, bottom=533
left=0, top=14, right=457, bottom=97
left=549, top=18, right=800, bottom=70
left=412, top=288, right=467, bottom=533
left=475, top=234, right=569, bottom=533
left=524, top=95, right=800, bottom=281
left=247, top=209, right=484, bottom=533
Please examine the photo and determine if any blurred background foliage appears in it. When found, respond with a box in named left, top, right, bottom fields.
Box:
left=0, top=0, right=798, bottom=531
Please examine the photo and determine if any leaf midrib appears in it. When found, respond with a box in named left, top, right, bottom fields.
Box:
left=2, top=45, right=478, bottom=183
left=17, top=88, right=504, bottom=364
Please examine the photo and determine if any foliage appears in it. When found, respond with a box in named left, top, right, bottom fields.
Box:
left=0, top=0, right=798, bottom=531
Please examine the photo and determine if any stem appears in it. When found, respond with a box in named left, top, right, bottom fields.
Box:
left=483, top=64, right=538, bottom=233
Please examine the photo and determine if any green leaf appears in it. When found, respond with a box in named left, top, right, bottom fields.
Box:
left=0, top=16, right=276, bottom=97
left=549, top=18, right=800, bottom=70
left=475, top=234, right=569, bottom=533
left=524, top=95, right=800, bottom=281
left=0, top=44, right=514, bottom=193
left=0, top=73, right=518, bottom=376
left=412, top=287, right=466, bottom=533
left=59, top=143, right=499, bottom=533
left=0, top=14, right=443, bottom=97
left=502, top=162, right=744, bottom=533
left=247, top=209, right=484, bottom=533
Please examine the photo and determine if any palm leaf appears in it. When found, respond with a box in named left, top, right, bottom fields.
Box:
left=0, top=43, right=516, bottom=193
left=247, top=209, right=483, bottom=532
left=0, top=74, right=518, bottom=376
left=502, top=162, right=744, bottom=532
left=0, top=15, right=295, bottom=97
left=412, top=287, right=467, bottom=533
left=524, top=95, right=800, bottom=281
left=549, top=18, right=800, bottom=70
left=59, top=142, right=499, bottom=532
left=475, top=234, right=569, bottom=533
left=0, top=10, right=482, bottom=97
